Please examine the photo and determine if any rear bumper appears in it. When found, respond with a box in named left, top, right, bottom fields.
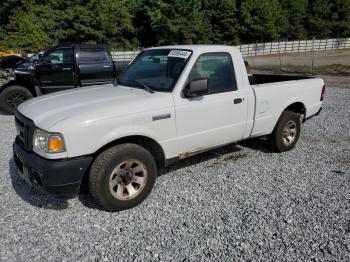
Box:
left=13, top=140, right=92, bottom=197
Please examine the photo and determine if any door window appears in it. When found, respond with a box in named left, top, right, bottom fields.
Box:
left=188, top=52, right=237, bottom=94
left=79, top=48, right=108, bottom=63
left=45, top=47, right=73, bottom=64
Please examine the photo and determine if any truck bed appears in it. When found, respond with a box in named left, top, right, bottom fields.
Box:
left=249, top=74, right=312, bottom=85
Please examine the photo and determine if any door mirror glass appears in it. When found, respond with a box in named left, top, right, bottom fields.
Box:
left=183, top=78, right=208, bottom=98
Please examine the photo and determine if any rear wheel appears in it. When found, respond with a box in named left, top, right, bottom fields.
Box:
left=0, top=85, right=33, bottom=114
left=89, top=143, right=157, bottom=211
left=268, top=110, right=301, bottom=152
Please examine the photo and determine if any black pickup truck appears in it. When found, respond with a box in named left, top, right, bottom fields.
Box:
left=0, top=44, right=129, bottom=113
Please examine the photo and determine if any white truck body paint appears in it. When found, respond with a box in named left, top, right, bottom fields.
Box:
left=17, top=45, right=324, bottom=161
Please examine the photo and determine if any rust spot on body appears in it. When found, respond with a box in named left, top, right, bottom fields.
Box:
left=179, top=147, right=206, bottom=159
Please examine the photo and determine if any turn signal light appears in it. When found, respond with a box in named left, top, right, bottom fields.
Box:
left=48, top=135, right=65, bottom=153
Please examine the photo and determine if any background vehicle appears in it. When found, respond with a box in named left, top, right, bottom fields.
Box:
left=0, top=44, right=128, bottom=114
left=0, top=55, right=29, bottom=69
left=13, top=45, right=325, bottom=211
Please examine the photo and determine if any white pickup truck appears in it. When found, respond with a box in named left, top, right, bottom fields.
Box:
left=13, top=45, right=325, bottom=211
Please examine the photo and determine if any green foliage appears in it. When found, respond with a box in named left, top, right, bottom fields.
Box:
left=0, top=0, right=349, bottom=52
left=238, top=0, right=284, bottom=42
left=329, top=0, right=350, bottom=37
left=280, top=0, right=308, bottom=39
left=307, top=0, right=332, bottom=38
left=203, top=0, right=239, bottom=45
left=4, top=3, right=53, bottom=52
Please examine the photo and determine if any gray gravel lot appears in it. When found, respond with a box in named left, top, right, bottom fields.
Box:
left=0, top=84, right=349, bottom=261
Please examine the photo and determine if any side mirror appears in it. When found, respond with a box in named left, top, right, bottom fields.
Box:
left=40, top=56, right=51, bottom=65
left=244, top=60, right=250, bottom=74
left=37, top=53, right=43, bottom=62
left=39, top=55, right=46, bottom=63
left=183, top=78, right=208, bottom=98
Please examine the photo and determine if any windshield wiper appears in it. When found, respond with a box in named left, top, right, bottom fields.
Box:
left=126, top=80, right=155, bottom=94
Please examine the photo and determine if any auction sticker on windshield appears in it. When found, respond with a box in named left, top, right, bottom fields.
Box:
left=168, top=50, right=191, bottom=59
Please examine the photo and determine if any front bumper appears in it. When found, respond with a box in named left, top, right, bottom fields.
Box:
left=13, top=140, right=92, bottom=197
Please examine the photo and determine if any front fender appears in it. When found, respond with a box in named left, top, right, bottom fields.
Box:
left=91, top=125, right=161, bottom=155
left=50, top=111, right=176, bottom=159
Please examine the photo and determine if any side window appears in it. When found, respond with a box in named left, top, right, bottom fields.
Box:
left=80, top=48, right=108, bottom=63
left=188, top=52, right=237, bottom=94
left=45, top=47, right=73, bottom=64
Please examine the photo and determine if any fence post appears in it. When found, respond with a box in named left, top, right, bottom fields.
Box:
left=263, top=42, right=265, bottom=55
left=311, top=37, right=315, bottom=75
left=284, top=41, right=287, bottom=54
left=255, top=42, right=257, bottom=56
left=278, top=41, right=282, bottom=72
left=270, top=41, right=272, bottom=55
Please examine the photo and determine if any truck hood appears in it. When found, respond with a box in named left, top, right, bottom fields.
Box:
left=18, top=84, right=173, bottom=130
left=14, top=62, right=34, bottom=74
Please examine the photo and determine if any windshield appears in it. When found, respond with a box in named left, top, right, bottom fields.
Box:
left=117, top=49, right=192, bottom=92
left=28, top=53, right=38, bottom=62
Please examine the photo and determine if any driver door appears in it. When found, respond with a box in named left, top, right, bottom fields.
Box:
left=174, top=52, right=249, bottom=155
left=36, top=47, right=75, bottom=93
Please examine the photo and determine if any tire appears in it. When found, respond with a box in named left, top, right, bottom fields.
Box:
left=268, top=110, right=301, bottom=152
left=89, top=143, right=157, bottom=211
left=0, top=85, right=33, bottom=114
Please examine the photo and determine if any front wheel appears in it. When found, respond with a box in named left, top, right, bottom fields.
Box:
left=0, top=85, right=33, bottom=114
left=89, top=143, right=157, bottom=211
left=268, top=110, right=301, bottom=152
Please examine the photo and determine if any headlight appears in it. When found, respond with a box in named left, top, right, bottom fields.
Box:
left=33, top=128, right=66, bottom=154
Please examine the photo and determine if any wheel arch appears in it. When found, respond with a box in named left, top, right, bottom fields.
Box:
left=0, top=79, right=36, bottom=96
left=267, top=101, right=306, bottom=136
left=282, top=101, right=306, bottom=121
left=80, top=134, right=166, bottom=195
left=93, top=135, right=166, bottom=169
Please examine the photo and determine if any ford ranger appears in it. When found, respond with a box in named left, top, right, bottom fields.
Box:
left=13, top=45, right=325, bottom=211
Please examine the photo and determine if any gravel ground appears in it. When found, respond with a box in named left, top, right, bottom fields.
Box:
left=0, top=84, right=349, bottom=261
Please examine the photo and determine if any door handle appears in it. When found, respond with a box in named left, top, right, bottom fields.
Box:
left=234, top=98, right=243, bottom=104
left=62, top=67, right=72, bottom=70
left=103, top=65, right=111, bottom=68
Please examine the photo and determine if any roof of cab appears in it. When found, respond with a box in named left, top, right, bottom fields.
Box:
left=146, top=45, right=239, bottom=53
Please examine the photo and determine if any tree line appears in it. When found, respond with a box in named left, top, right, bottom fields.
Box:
left=0, top=0, right=349, bottom=52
